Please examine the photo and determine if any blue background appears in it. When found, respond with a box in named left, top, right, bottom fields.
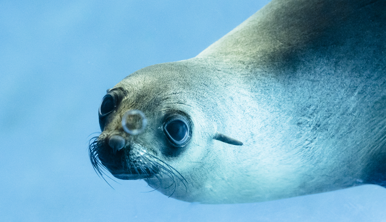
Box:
left=1, top=0, right=385, bottom=221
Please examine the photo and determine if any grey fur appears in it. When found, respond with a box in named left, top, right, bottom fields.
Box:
left=91, top=0, right=386, bottom=203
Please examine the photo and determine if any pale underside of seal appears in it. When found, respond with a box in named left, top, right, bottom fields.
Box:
left=90, top=0, right=386, bottom=204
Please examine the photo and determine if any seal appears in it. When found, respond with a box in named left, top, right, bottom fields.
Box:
left=89, top=0, right=386, bottom=204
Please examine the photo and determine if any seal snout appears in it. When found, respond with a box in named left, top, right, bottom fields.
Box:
left=108, top=135, right=126, bottom=153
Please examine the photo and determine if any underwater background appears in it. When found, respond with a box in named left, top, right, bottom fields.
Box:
left=1, top=0, right=386, bottom=221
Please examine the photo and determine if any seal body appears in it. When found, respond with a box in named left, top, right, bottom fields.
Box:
left=90, top=0, right=386, bottom=204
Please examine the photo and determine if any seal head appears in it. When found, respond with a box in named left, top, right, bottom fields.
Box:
left=90, top=61, right=250, bottom=202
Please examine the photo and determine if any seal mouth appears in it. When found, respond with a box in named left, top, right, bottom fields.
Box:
left=113, top=173, right=153, bottom=180
left=89, top=136, right=187, bottom=195
left=89, top=137, right=180, bottom=179
left=109, top=162, right=159, bottom=180
left=96, top=145, right=159, bottom=180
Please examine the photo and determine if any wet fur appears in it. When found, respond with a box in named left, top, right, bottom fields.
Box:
left=90, top=0, right=386, bottom=203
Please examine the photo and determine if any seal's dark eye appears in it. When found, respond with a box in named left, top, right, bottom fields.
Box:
left=164, top=117, right=191, bottom=147
left=166, top=120, right=187, bottom=141
left=99, top=94, right=115, bottom=117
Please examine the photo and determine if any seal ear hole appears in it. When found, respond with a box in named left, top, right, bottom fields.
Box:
left=163, top=114, right=191, bottom=148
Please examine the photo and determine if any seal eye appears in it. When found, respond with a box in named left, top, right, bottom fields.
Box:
left=164, top=117, right=191, bottom=147
left=166, top=120, right=187, bottom=141
left=99, top=94, right=115, bottom=117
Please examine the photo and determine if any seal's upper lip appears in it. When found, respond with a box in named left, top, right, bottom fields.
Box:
left=113, top=173, right=152, bottom=180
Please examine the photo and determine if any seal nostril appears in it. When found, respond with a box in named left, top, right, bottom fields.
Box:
left=108, top=135, right=126, bottom=153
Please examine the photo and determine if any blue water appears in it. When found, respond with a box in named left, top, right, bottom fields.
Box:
left=1, top=0, right=385, bottom=221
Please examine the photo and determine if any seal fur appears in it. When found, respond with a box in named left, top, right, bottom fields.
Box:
left=90, top=0, right=386, bottom=203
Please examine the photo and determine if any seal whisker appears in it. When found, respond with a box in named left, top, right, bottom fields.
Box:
left=136, top=157, right=151, bottom=175
left=148, top=171, right=164, bottom=191
left=139, top=159, right=173, bottom=192
left=88, top=137, right=116, bottom=189
left=140, top=154, right=178, bottom=193
left=87, top=132, right=102, bottom=138
left=142, top=153, right=188, bottom=194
